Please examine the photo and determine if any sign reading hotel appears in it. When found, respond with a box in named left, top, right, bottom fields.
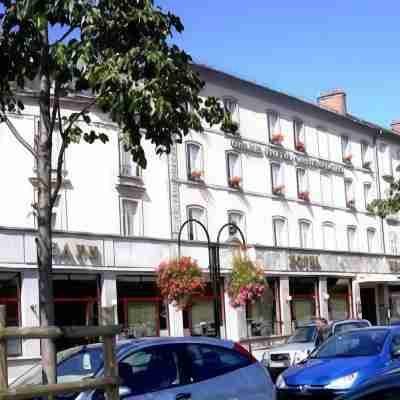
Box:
left=288, top=254, right=322, bottom=272
left=52, top=242, right=102, bottom=266
left=231, top=139, right=344, bottom=174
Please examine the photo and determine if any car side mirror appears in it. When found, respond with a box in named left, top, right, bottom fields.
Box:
left=392, top=348, right=400, bottom=358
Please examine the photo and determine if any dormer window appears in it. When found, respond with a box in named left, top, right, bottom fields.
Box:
left=221, top=97, right=240, bottom=135
left=267, top=111, right=284, bottom=145
left=271, top=163, right=285, bottom=196
left=186, top=142, right=203, bottom=182
left=341, top=135, right=352, bottom=164
left=294, top=119, right=306, bottom=152
left=226, top=152, right=242, bottom=189
left=119, top=141, right=141, bottom=177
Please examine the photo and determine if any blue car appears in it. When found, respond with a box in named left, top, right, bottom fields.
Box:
left=276, top=326, right=400, bottom=399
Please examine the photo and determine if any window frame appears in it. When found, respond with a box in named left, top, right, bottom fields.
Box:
left=267, top=110, right=282, bottom=144
left=186, top=205, right=207, bottom=241
left=226, top=151, right=242, bottom=188
left=186, top=141, right=204, bottom=181
left=119, top=139, right=142, bottom=178
left=227, top=210, right=246, bottom=240
left=322, top=222, right=337, bottom=250
left=361, top=141, right=372, bottom=170
left=341, top=135, right=352, bottom=163
left=223, top=97, right=240, bottom=126
left=299, top=219, right=313, bottom=249
left=389, top=231, right=399, bottom=255
left=364, top=182, right=372, bottom=210
left=293, top=119, right=305, bottom=152
left=320, top=172, right=333, bottom=205
left=296, top=167, right=309, bottom=200
left=317, top=127, right=330, bottom=160
left=347, top=225, right=358, bottom=252
left=366, top=228, right=376, bottom=253
left=345, top=178, right=355, bottom=209
left=120, top=198, right=139, bottom=237
left=271, top=162, right=285, bottom=195
left=272, top=216, right=288, bottom=247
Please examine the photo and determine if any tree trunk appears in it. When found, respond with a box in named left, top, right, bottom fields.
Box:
left=37, top=24, right=57, bottom=388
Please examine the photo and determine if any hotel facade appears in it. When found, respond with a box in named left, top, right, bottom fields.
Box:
left=2, top=64, right=400, bottom=380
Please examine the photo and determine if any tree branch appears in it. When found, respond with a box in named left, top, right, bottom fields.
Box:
left=50, top=26, right=78, bottom=47
left=1, top=113, right=38, bottom=159
left=50, top=105, right=67, bottom=208
left=50, top=82, right=61, bottom=136
left=64, top=98, right=97, bottom=133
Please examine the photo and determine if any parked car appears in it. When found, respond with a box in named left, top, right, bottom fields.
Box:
left=276, top=326, right=400, bottom=399
left=12, top=337, right=276, bottom=400
left=262, top=319, right=371, bottom=378
left=337, top=370, right=400, bottom=399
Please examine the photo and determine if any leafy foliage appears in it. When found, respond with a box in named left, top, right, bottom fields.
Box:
left=156, top=256, right=205, bottom=310
left=227, top=252, right=266, bottom=308
left=368, top=176, right=400, bottom=218
left=0, top=0, right=224, bottom=167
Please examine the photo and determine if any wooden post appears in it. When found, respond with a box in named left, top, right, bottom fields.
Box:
left=0, top=305, right=8, bottom=390
left=101, top=307, right=118, bottom=400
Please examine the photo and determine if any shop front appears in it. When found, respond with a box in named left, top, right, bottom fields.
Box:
left=328, top=278, right=352, bottom=320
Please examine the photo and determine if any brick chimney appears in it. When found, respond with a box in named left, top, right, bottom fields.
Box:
left=391, top=120, right=400, bottom=134
left=317, top=89, right=347, bottom=115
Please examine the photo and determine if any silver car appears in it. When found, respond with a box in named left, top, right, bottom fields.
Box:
left=12, top=337, right=276, bottom=400
left=262, top=319, right=371, bottom=378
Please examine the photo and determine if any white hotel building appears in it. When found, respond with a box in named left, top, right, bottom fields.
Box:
left=2, top=64, right=400, bottom=379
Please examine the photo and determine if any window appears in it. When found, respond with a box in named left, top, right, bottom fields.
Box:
left=299, top=220, right=313, bottom=249
left=0, top=273, right=21, bottom=356
left=367, top=228, right=376, bottom=253
left=120, top=346, right=181, bottom=395
left=361, top=141, right=372, bottom=169
left=318, top=129, right=330, bottom=159
left=122, top=199, right=137, bottom=237
left=320, top=173, right=333, bottom=205
left=347, top=226, right=358, bottom=252
left=345, top=179, right=355, bottom=209
left=223, top=97, right=240, bottom=127
left=289, top=278, right=317, bottom=326
left=184, top=344, right=252, bottom=383
left=341, top=135, right=352, bottom=163
left=297, top=168, right=310, bottom=201
left=328, top=278, right=351, bottom=320
left=364, top=183, right=372, bottom=210
left=271, top=163, right=285, bottom=196
left=267, top=111, right=283, bottom=145
left=294, top=119, right=305, bottom=152
left=380, top=143, right=393, bottom=177
left=389, top=232, right=398, bottom=255
left=273, top=217, right=288, bottom=247
left=119, top=141, right=141, bottom=177
left=228, top=211, right=245, bottom=240
left=226, top=152, right=242, bottom=188
left=187, top=206, right=207, bottom=241
left=186, top=142, right=203, bottom=181
left=323, top=222, right=336, bottom=250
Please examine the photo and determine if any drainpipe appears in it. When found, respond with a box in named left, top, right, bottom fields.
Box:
left=374, top=129, right=386, bottom=254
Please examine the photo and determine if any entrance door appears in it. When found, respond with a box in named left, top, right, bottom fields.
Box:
left=360, top=287, right=377, bottom=325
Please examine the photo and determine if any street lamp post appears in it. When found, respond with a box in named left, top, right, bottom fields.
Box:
left=178, top=219, right=246, bottom=338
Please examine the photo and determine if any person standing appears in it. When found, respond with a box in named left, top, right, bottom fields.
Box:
left=315, top=318, right=328, bottom=347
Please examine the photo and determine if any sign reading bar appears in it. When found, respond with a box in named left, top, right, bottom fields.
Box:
left=231, top=138, right=344, bottom=174
left=289, top=255, right=321, bottom=272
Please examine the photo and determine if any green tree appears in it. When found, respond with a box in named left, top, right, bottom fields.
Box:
left=368, top=176, right=400, bottom=217
left=0, top=0, right=223, bottom=385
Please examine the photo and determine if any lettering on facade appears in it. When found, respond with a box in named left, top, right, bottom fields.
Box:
left=52, top=242, right=102, bottom=266
left=289, top=255, right=322, bottom=272
left=389, top=260, right=400, bottom=273
left=231, top=138, right=344, bottom=174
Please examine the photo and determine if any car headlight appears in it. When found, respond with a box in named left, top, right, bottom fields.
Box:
left=276, top=374, right=287, bottom=389
left=293, top=350, right=308, bottom=365
left=325, top=372, right=358, bottom=390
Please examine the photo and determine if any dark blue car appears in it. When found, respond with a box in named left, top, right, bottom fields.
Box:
left=276, top=326, right=400, bottom=399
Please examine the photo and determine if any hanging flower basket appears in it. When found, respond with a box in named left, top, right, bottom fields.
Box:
left=295, top=142, right=306, bottom=152
left=229, top=175, right=242, bottom=189
left=156, top=257, right=205, bottom=310
left=273, top=185, right=285, bottom=196
left=343, top=154, right=353, bottom=163
left=271, top=133, right=284, bottom=145
left=228, top=252, right=267, bottom=308
left=298, top=191, right=310, bottom=202
left=190, top=170, right=203, bottom=181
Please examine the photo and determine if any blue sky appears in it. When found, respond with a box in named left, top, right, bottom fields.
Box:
left=157, top=0, right=400, bottom=128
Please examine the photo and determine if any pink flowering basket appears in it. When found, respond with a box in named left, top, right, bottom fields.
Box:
left=227, top=252, right=267, bottom=308
left=156, top=256, right=205, bottom=310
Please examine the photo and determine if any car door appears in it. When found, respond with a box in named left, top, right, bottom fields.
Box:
left=116, top=343, right=193, bottom=400
left=382, top=333, right=400, bottom=374
left=180, top=343, right=272, bottom=400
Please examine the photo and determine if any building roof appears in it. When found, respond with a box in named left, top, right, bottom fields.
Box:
left=194, top=63, right=398, bottom=140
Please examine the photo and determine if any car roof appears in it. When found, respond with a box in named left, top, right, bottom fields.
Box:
left=329, top=319, right=371, bottom=327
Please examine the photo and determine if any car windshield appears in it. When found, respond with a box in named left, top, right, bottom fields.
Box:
left=12, top=346, right=104, bottom=386
left=334, top=321, right=370, bottom=335
left=313, top=329, right=389, bottom=358
left=287, top=326, right=316, bottom=343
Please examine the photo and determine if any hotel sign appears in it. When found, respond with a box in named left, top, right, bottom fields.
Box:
left=52, top=242, right=102, bottom=266
left=289, top=254, right=322, bottom=272
left=231, top=139, right=344, bottom=174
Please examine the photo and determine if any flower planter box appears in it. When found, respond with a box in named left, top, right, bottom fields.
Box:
left=190, top=170, right=203, bottom=182
left=295, top=142, right=306, bottom=153
left=343, top=154, right=353, bottom=164
left=229, top=176, right=242, bottom=189
left=271, top=133, right=284, bottom=145
left=298, top=191, right=310, bottom=202
left=272, top=185, right=285, bottom=196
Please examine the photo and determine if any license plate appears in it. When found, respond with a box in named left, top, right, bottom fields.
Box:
left=270, top=361, right=288, bottom=368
